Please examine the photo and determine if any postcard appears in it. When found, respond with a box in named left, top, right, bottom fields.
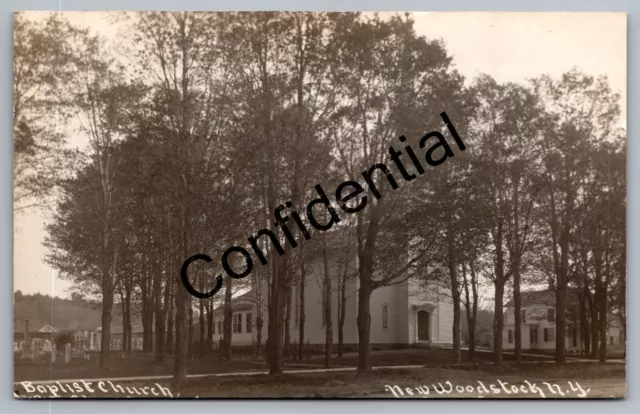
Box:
left=13, top=11, right=626, bottom=399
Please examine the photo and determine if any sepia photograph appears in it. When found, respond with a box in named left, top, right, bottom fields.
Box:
left=13, top=11, right=626, bottom=399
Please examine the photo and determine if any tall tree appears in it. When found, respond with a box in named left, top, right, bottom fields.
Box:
left=331, top=13, right=469, bottom=371
left=13, top=12, right=85, bottom=211
left=533, top=70, right=622, bottom=365
left=134, top=11, right=238, bottom=383
left=470, top=76, right=543, bottom=365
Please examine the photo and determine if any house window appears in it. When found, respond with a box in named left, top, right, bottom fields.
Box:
left=508, top=329, right=513, bottom=343
left=217, top=321, right=222, bottom=335
left=520, top=309, right=527, bottom=324
left=547, top=308, right=555, bottom=323
left=543, top=328, right=555, bottom=342
left=610, top=336, right=614, bottom=346
left=246, top=313, right=252, bottom=333
left=530, top=327, right=538, bottom=344
left=382, top=305, right=389, bottom=330
left=233, top=314, right=242, bottom=333
left=212, top=320, right=215, bottom=335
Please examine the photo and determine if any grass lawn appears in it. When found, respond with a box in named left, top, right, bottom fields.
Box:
left=14, top=355, right=267, bottom=382
left=14, top=348, right=608, bottom=381
left=325, top=348, right=551, bottom=367
left=448, top=360, right=626, bottom=379
left=14, top=348, right=555, bottom=382
left=512, top=348, right=626, bottom=360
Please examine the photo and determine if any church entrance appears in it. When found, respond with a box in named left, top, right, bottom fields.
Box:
left=417, top=310, right=430, bottom=342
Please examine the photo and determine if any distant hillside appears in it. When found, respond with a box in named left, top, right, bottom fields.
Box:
left=14, top=291, right=107, bottom=332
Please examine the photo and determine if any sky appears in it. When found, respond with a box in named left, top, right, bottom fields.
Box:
left=13, top=11, right=627, bottom=300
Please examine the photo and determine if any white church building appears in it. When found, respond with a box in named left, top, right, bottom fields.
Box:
left=208, top=230, right=455, bottom=349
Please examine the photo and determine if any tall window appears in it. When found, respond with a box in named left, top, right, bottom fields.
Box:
left=382, top=305, right=389, bottom=330
left=547, top=308, right=555, bottom=323
left=521, top=309, right=527, bottom=324
left=233, top=314, right=242, bottom=333
left=217, top=321, right=222, bottom=335
left=508, top=329, right=513, bottom=343
left=543, top=328, right=555, bottom=342
left=530, top=327, right=538, bottom=344
left=246, top=313, right=252, bottom=333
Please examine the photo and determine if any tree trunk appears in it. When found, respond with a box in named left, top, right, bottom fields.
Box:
left=590, top=301, right=599, bottom=359
left=493, top=280, right=505, bottom=366
left=173, top=202, right=190, bottom=383
left=284, top=284, right=292, bottom=359
left=513, top=263, right=522, bottom=365
left=100, top=270, right=113, bottom=367
left=166, top=277, right=174, bottom=356
left=199, top=298, right=205, bottom=358
left=555, top=283, right=567, bottom=365
left=267, top=258, right=287, bottom=375
left=119, top=283, right=129, bottom=354
left=298, top=261, right=306, bottom=361
left=462, top=262, right=478, bottom=362
left=467, top=314, right=476, bottom=361
left=206, top=298, right=213, bottom=356
left=154, top=267, right=164, bottom=360
left=356, top=281, right=372, bottom=372
left=338, top=268, right=347, bottom=359
left=157, top=273, right=170, bottom=361
left=322, top=234, right=333, bottom=368
left=141, top=274, right=149, bottom=352
left=598, top=284, right=608, bottom=363
left=126, top=294, right=132, bottom=352
left=578, top=288, right=589, bottom=357
left=446, top=221, right=461, bottom=365
left=188, top=301, right=193, bottom=359
left=99, top=235, right=116, bottom=366
left=253, top=265, right=264, bottom=360
left=222, top=275, right=233, bottom=361
left=149, top=269, right=155, bottom=353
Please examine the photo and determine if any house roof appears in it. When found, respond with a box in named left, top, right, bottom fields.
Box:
left=38, top=325, right=58, bottom=333
left=504, top=289, right=579, bottom=308
left=212, top=288, right=254, bottom=312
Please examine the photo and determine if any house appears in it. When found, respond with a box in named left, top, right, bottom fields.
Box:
left=605, top=315, right=624, bottom=350
left=13, top=321, right=59, bottom=355
left=208, top=229, right=455, bottom=349
left=502, top=289, right=624, bottom=352
left=94, top=319, right=149, bottom=352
